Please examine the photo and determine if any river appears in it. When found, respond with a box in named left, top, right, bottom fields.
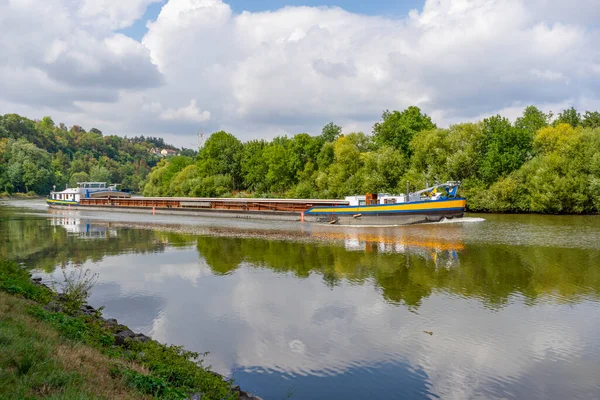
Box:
left=1, top=199, right=599, bottom=399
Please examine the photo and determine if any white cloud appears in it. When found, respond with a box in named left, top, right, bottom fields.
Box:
left=78, top=0, right=163, bottom=31
left=0, top=0, right=599, bottom=146
left=0, top=0, right=161, bottom=111
left=159, top=99, right=211, bottom=122
left=530, top=69, right=567, bottom=82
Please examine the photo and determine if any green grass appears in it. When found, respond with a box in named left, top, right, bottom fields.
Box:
left=0, top=260, right=51, bottom=303
left=0, top=259, right=239, bottom=400
left=0, top=292, right=145, bottom=399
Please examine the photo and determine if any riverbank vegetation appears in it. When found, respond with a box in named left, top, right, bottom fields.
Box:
left=142, top=106, right=600, bottom=214
left=0, top=259, right=239, bottom=399
left=0, top=114, right=189, bottom=195
left=0, top=290, right=148, bottom=399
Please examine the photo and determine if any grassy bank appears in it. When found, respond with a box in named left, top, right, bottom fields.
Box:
left=0, top=260, right=241, bottom=400
left=0, top=291, right=149, bottom=399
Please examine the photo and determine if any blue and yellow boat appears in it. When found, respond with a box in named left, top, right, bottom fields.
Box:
left=305, top=181, right=466, bottom=225
left=45, top=181, right=465, bottom=226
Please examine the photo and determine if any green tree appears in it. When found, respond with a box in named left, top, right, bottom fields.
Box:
left=445, top=122, right=485, bottom=181
left=144, top=157, right=193, bottom=197
left=534, top=124, right=582, bottom=154
left=373, top=106, right=436, bottom=155
left=553, top=107, right=582, bottom=127
left=479, top=115, right=531, bottom=184
left=69, top=172, right=90, bottom=187
left=288, top=133, right=322, bottom=181
left=39, top=116, right=55, bottom=131
left=361, top=146, right=407, bottom=193
left=325, top=133, right=371, bottom=197
left=89, top=165, right=111, bottom=183
left=582, top=111, right=600, bottom=129
left=320, top=122, right=342, bottom=143
left=197, top=131, right=243, bottom=189
left=316, top=142, right=335, bottom=171
left=409, top=129, right=450, bottom=181
left=192, top=174, right=233, bottom=197
left=179, top=147, right=197, bottom=157
left=241, top=140, right=268, bottom=193
left=169, top=165, right=200, bottom=196
left=6, top=140, right=53, bottom=193
left=515, top=105, right=550, bottom=136
left=263, top=140, right=293, bottom=193
left=0, top=113, right=173, bottom=196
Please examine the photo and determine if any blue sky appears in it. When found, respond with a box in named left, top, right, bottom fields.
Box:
left=119, top=0, right=425, bottom=41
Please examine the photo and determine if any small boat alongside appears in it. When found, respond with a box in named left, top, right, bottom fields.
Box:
left=46, top=181, right=465, bottom=226
left=46, top=182, right=131, bottom=207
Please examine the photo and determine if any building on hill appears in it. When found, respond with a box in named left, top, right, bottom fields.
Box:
left=160, top=149, right=178, bottom=157
left=149, top=148, right=162, bottom=156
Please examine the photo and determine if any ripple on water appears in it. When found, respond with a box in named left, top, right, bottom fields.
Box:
left=234, top=358, right=437, bottom=400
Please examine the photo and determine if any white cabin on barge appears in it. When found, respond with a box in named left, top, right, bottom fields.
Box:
left=344, top=193, right=409, bottom=206
left=47, top=182, right=130, bottom=206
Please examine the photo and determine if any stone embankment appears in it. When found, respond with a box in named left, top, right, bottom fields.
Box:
left=31, top=276, right=262, bottom=400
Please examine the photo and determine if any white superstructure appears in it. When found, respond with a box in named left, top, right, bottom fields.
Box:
left=344, top=194, right=409, bottom=206
left=48, top=182, right=130, bottom=204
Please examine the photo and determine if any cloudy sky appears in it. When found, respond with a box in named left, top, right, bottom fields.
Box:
left=1, top=0, right=599, bottom=147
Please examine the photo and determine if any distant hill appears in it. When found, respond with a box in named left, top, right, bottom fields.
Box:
left=0, top=113, right=194, bottom=195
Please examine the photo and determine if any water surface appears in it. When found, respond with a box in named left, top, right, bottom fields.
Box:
left=1, top=199, right=599, bottom=399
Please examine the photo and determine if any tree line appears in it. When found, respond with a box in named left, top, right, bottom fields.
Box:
left=0, top=114, right=188, bottom=195
left=2, top=106, right=599, bottom=213
left=144, top=106, right=600, bottom=214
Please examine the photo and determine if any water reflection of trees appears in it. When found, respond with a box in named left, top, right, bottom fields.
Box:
left=0, top=216, right=166, bottom=271
left=3, top=213, right=599, bottom=308
left=194, top=235, right=600, bottom=308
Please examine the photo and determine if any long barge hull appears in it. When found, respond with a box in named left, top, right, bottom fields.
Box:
left=47, top=197, right=466, bottom=225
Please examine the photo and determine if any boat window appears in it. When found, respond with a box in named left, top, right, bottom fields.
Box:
left=359, top=200, right=366, bottom=206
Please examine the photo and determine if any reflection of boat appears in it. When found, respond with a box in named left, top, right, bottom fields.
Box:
left=47, top=182, right=131, bottom=207
left=313, top=229, right=463, bottom=268
left=50, top=217, right=117, bottom=239
left=306, top=181, right=466, bottom=225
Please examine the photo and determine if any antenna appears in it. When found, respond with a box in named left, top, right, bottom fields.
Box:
left=197, top=129, right=205, bottom=150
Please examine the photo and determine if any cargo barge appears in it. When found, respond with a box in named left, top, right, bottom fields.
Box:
left=47, top=181, right=466, bottom=225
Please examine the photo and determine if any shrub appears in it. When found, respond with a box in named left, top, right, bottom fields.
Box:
left=54, top=268, right=98, bottom=315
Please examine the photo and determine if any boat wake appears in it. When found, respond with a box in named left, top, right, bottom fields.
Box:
left=437, top=216, right=485, bottom=224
